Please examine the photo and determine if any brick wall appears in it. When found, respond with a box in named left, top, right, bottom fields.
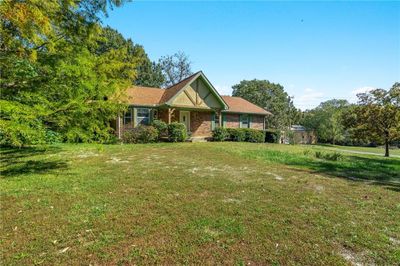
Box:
left=250, top=115, right=265, bottom=130
left=223, top=113, right=265, bottom=130
left=224, top=113, right=240, bottom=128
left=157, top=108, right=179, bottom=123
left=190, top=111, right=212, bottom=137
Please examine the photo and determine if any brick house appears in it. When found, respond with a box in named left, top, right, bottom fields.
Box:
left=115, top=71, right=272, bottom=139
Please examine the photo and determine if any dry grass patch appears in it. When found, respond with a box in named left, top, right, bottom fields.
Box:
left=1, top=143, right=399, bottom=265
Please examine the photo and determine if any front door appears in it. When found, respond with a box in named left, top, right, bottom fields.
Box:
left=179, top=111, right=190, bottom=132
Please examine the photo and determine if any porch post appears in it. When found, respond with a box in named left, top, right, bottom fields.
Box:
left=168, top=108, right=171, bottom=124
left=117, top=115, right=121, bottom=139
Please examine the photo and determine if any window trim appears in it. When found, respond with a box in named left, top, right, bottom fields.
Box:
left=123, top=108, right=133, bottom=125
left=240, top=114, right=250, bottom=128
left=136, top=108, right=151, bottom=126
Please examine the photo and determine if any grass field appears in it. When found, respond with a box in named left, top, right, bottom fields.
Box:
left=1, top=143, right=399, bottom=265
left=317, top=144, right=400, bottom=157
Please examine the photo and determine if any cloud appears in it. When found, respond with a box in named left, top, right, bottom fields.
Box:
left=351, top=86, right=375, bottom=95
left=214, top=85, right=232, bottom=96
left=294, top=88, right=324, bottom=110
left=350, top=86, right=375, bottom=102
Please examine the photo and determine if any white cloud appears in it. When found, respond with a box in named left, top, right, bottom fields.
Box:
left=350, top=86, right=375, bottom=103
left=294, top=88, right=324, bottom=110
left=351, top=86, right=375, bottom=95
left=214, top=85, right=232, bottom=96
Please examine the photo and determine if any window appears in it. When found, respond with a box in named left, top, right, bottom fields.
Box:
left=211, top=112, right=220, bottom=130
left=215, top=113, right=220, bottom=127
left=136, top=108, right=150, bottom=125
left=240, top=115, right=249, bottom=128
left=123, top=108, right=132, bottom=125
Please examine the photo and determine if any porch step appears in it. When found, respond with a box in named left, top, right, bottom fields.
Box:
left=188, top=137, right=209, bottom=143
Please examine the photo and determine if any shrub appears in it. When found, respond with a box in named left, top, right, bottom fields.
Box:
left=167, top=122, right=187, bottom=142
left=315, top=151, right=343, bottom=161
left=225, top=128, right=265, bottom=143
left=152, top=120, right=168, bottom=139
left=244, top=129, right=265, bottom=143
left=122, top=125, right=158, bottom=144
left=212, top=127, right=228, bottom=141
left=44, top=130, right=62, bottom=144
left=227, top=128, right=246, bottom=142
left=265, top=130, right=280, bottom=143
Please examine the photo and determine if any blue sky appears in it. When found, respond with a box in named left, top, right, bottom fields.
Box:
left=104, top=1, right=400, bottom=110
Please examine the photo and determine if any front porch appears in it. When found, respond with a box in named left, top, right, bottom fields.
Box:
left=158, top=107, right=222, bottom=138
left=116, top=106, right=222, bottom=139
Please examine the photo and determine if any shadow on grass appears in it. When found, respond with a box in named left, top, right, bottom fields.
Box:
left=245, top=149, right=400, bottom=191
left=0, top=146, right=68, bottom=178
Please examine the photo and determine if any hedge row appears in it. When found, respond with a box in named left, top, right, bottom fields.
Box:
left=212, top=128, right=265, bottom=143
left=122, top=120, right=187, bottom=144
left=122, top=120, right=280, bottom=144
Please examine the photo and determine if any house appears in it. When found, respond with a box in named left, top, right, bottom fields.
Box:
left=115, top=71, right=272, bottom=139
left=280, top=125, right=317, bottom=144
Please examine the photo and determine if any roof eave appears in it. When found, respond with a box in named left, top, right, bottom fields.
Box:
left=222, top=110, right=272, bottom=116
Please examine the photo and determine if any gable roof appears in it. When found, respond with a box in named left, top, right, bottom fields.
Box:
left=125, top=71, right=271, bottom=116
left=126, top=86, right=164, bottom=106
left=160, top=71, right=201, bottom=103
left=221, top=96, right=272, bottom=115
left=163, top=71, right=228, bottom=109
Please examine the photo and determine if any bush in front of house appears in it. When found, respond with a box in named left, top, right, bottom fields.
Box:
left=225, top=128, right=265, bottom=143
left=265, top=129, right=280, bottom=143
left=151, top=119, right=168, bottom=140
left=167, top=122, right=187, bottom=142
left=122, top=125, right=158, bottom=144
left=227, top=128, right=246, bottom=142
left=244, top=128, right=265, bottom=143
left=212, top=127, right=228, bottom=141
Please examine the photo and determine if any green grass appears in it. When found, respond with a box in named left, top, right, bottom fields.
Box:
left=316, top=144, right=400, bottom=156
left=1, top=143, right=399, bottom=265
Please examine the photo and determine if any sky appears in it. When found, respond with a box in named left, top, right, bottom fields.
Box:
left=103, top=1, right=400, bottom=110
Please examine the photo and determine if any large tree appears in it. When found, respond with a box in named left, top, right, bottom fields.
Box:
left=345, top=83, right=400, bottom=157
left=301, top=99, right=350, bottom=144
left=0, top=0, right=133, bottom=146
left=97, top=26, right=164, bottom=88
left=232, top=79, right=299, bottom=129
left=158, top=52, right=192, bottom=88
left=134, top=56, right=165, bottom=88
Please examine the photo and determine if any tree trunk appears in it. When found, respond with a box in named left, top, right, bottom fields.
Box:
left=384, top=138, right=389, bottom=157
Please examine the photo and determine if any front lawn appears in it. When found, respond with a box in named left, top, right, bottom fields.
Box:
left=1, top=143, right=399, bottom=265
left=316, top=144, right=400, bottom=156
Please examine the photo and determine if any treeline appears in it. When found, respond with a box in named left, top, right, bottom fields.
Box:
left=0, top=0, right=191, bottom=147
left=300, top=84, right=400, bottom=157
left=231, top=80, right=301, bottom=130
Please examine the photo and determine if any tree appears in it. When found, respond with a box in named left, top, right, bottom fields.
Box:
left=134, top=59, right=165, bottom=88
left=346, top=83, right=400, bottom=157
left=232, top=79, right=296, bottom=129
left=0, top=0, right=132, bottom=146
left=158, top=52, right=192, bottom=88
left=96, top=26, right=164, bottom=88
left=287, top=96, right=302, bottom=127
left=301, top=99, right=350, bottom=144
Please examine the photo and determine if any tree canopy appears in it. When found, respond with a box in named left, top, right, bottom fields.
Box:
left=158, top=52, right=192, bottom=88
left=301, top=99, right=350, bottom=145
left=343, top=83, right=400, bottom=157
left=0, top=0, right=133, bottom=146
left=232, top=79, right=301, bottom=129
